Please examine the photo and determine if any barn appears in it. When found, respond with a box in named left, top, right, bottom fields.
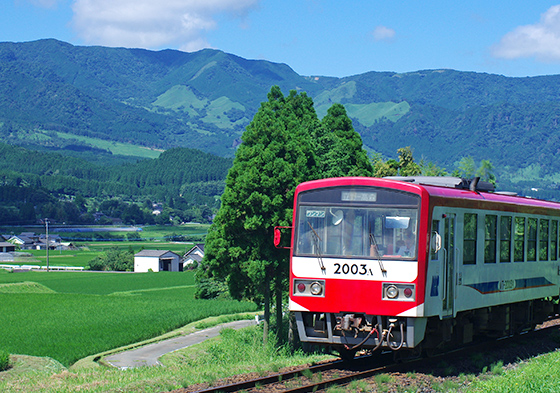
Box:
left=134, top=250, right=182, bottom=272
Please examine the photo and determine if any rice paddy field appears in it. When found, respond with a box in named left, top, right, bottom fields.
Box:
left=0, top=270, right=258, bottom=366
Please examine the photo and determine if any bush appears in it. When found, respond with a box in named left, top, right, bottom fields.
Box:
left=86, top=247, right=133, bottom=271
left=0, top=349, right=10, bottom=371
left=195, top=277, right=229, bottom=299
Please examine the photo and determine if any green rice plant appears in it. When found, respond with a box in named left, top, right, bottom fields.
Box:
left=0, top=271, right=195, bottom=295
left=0, top=271, right=257, bottom=366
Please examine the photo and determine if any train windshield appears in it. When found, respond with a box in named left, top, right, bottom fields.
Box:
left=295, top=186, right=420, bottom=260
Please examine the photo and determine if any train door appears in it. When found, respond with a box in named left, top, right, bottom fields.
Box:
left=441, top=213, right=456, bottom=318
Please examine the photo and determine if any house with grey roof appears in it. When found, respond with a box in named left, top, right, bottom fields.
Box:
left=134, top=250, right=181, bottom=272
left=0, top=242, right=15, bottom=253
left=182, top=244, right=204, bottom=270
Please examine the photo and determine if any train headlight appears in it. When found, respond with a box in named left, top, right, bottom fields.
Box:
left=310, top=281, right=323, bottom=296
left=386, top=285, right=399, bottom=299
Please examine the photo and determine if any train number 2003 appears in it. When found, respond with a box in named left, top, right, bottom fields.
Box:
left=333, top=263, right=373, bottom=276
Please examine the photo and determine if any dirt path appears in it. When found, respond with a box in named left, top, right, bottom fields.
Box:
left=104, top=320, right=257, bottom=369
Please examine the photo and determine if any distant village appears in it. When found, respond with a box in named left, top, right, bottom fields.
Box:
left=0, top=232, right=205, bottom=273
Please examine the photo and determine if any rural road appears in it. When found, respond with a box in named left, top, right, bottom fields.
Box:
left=105, top=319, right=257, bottom=369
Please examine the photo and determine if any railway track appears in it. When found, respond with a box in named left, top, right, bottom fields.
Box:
left=174, top=318, right=560, bottom=393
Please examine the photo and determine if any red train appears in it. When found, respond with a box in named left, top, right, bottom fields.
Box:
left=283, top=176, right=560, bottom=359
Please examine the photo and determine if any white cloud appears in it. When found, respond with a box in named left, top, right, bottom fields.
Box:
left=70, top=0, right=259, bottom=51
left=492, top=5, right=560, bottom=62
left=371, top=25, right=395, bottom=42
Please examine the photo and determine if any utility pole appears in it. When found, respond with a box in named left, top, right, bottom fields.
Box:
left=45, top=218, right=49, bottom=272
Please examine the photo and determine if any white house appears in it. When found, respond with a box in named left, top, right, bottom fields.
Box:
left=182, top=244, right=204, bottom=270
left=134, top=250, right=181, bottom=272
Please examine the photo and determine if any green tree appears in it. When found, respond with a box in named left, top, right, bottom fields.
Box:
left=371, top=147, right=421, bottom=177
left=317, top=103, right=372, bottom=177
left=476, top=159, right=496, bottom=185
left=419, top=158, right=448, bottom=176
left=456, top=156, right=476, bottom=178
left=202, top=87, right=319, bottom=342
left=200, top=87, right=372, bottom=343
left=397, top=147, right=421, bottom=176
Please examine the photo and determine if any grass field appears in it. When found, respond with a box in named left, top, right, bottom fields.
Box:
left=0, top=270, right=257, bottom=366
left=54, top=131, right=163, bottom=158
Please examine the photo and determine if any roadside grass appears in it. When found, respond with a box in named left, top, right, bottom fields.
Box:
left=0, top=271, right=257, bottom=366
left=0, top=325, right=333, bottom=393
left=466, top=351, right=560, bottom=393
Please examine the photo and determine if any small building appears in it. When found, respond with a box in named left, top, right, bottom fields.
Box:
left=134, top=250, right=181, bottom=272
left=8, top=235, right=35, bottom=250
left=182, top=244, right=204, bottom=270
left=0, top=242, right=15, bottom=253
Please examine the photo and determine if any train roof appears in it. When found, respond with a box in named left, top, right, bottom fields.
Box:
left=295, top=176, right=560, bottom=214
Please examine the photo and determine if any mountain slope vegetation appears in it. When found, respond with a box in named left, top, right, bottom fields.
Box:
left=2, top=39, right=560, bottom=196
left=0, top=142, right=231, bottom=225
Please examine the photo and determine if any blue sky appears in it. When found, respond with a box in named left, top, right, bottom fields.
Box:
left=4, top=0, right=560, bottom=78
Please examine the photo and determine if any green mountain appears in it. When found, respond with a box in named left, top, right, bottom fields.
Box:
left=2, top=39, right=560, bottom=195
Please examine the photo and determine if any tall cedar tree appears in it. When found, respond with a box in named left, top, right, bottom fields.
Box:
left=201, top=86, right=372, bottom=341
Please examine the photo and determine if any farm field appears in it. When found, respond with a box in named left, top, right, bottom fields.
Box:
left=0, top=270, right=257, bottom=366
left=18, top=242, right=194, bottom=268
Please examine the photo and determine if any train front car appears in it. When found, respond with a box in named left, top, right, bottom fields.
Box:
left=289, top=177, right=430, bottom=358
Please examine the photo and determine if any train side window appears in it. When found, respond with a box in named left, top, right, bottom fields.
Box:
left=514, top=217, right=525, bottom=262
left=431, top=220, right=439, bottom=261
left=463, top=213, right=477, bottom=265
left=552, top=221, right=558, bottom=261
left=527, top=218, right=537, bottom=261
left=500, top=216, right=512, bottom=263
left=484, top=215, right=497, bottom=263
left=539, top=219, right=549, bottom=261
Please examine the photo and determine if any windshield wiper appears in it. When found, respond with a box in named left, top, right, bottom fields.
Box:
left=308, top=222, right=326, bottom=274
left=369, top=231, right=387, bottom=275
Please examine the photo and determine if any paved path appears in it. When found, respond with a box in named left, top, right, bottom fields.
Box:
left=105, top=319, right=257, bottom=369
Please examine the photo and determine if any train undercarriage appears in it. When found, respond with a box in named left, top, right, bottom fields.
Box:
left=295, top=298, right=559, bottom=359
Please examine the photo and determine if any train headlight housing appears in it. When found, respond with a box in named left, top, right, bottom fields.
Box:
left=386, top=284, right=399, bottom=299
left=293, top=279, right=325, bottom=297
left=383, top=283, right=416, bottom=301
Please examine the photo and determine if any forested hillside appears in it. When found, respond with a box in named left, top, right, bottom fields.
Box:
left=0, top=143, right=231, bottom=225
left=2, top=39, right=560, bottom=197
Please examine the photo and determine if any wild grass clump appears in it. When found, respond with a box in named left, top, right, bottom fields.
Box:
left=0, top=349, right=10, bottom=371
left=466, top=351, right=560, bottom=393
